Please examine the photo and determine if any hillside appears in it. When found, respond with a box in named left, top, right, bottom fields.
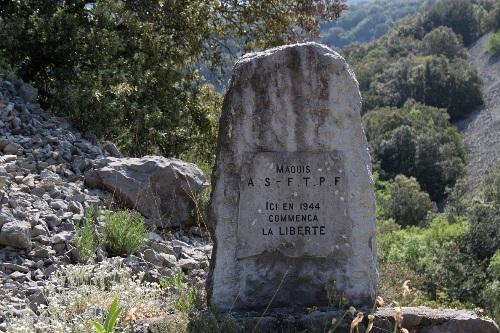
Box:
left=458, top=32, right=500, bottom=193
left=321, top=0, right=435, bottom=48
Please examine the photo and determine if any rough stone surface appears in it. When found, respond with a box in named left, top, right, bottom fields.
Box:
left=85, top=156, right=207, bottom=227
left=207, top=42, right=377, bottom=311
left=0, top=221, right=31, bottom=249
left=373, top=307, right=499, bottom=333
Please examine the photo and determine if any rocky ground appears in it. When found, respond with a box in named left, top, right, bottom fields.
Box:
left=0, top=74, right=212, bottom=332
left=458, top=32, right=500, bottom=194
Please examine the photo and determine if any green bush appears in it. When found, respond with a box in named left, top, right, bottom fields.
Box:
left=486, top=31, right=500, bottom=56
left=103, top=210, right=148, bottom=257
left=481, top=251, right=500, bottom=322
left=75, top=206, right=100, bottom=263
left=378, top=215, right=470, bottom=306
left=363, top=101, right=466, bottom=202
left=379, top=175, right=437, bottom=227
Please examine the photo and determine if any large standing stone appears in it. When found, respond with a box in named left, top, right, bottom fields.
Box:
left=207, top=43, right=377, bottom=311
left=85, top=156, right=207, bottom=227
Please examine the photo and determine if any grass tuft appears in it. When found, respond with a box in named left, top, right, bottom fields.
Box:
left=103, top=210, right=148, bottom=257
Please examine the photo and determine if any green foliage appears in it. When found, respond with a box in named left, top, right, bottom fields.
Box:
left=463, top=164, right=500, bottom=261
left=417, top=0, right=481, bottom=45
left=161, top=270, right=203, bottom=314
left=378, top=163, right=500, bottom=321
left=379, top=175, right=436, bottom=227
left=321, top=0, right=435, bottom=48
left=103, top=210, right=148, bottom=257
left=378, top=215, right=472, bottom=307
left=486, top=31, right=500, bottom=56
left=345, top=0, right=488, bottom=120
left=481, top=251, right=500, bottom=321
left=0, top=0, right=346, bottom=161
left=363, top=101, right=465, bottom=201
left=90, top=296, right=122, bottom=333
left=421, top=26, right=466, bottom=58
left=75, top=205, right=100, bottom=263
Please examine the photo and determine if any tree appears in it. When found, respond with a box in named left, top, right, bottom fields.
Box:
left=418, top=0, right=480, bottom=45
left=0, top=0, right=347, bottom=161
left=421, top=26, right=466, bottom=59
left=380, top=174, right=437, bottom=227
left=363, top=101, right=466, bottom=202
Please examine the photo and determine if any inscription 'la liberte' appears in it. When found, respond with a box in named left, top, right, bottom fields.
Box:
left=237, top=152, right=348, bottom=258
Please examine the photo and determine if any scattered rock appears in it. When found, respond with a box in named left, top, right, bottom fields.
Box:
left=0, top=221, right=31, bottom=249
left=374, top=307, right=500, bottom=333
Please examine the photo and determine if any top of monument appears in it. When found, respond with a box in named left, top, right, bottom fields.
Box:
left=234, top=42, right=359, bottom=89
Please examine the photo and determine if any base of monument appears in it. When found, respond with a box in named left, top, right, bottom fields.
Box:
left=145, top=306, right=499, bottom=333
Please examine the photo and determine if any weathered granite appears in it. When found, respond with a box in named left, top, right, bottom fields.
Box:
left=207, top=42, right=377, bottom=311
left=85, top=156, right=208, bottom=227
left=373, top=307, right=499, bottom=333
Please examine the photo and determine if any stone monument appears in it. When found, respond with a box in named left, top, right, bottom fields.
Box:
left=207, top=42, right=377, bottom=312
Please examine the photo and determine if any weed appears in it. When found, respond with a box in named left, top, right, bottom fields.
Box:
left=103, top=210, right=148, bottom=256
left=75, top=205, right=100, bottom=263
left=90, top=296, right=122, bottom=333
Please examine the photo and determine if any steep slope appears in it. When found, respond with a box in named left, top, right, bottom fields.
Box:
left=457, top=32, right=500, bottom=193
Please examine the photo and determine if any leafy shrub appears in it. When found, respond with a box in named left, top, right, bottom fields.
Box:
left=379, top=175, right=436, bottom=227
left=486, top=31, right=500, bottom=56
left=363, top=101, right=466, bottom=202
left=377, top=215, right=470, bottom=306
left=75, top=206, right=100, bottom=263
left=481, top=251, right=500, bottom=322
left=421, top=26, right=466, bottom=58
left=103, top=210, right=148, bottom=257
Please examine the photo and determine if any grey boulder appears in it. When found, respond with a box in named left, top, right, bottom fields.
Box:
left=374, top=307, right=499, bottom=333
left=0, top=220, right=31, bottom=249
left=85, top=156, right=207, bottom=227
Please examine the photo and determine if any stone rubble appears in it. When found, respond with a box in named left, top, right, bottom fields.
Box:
left=0, top=75, right=212, bottom=330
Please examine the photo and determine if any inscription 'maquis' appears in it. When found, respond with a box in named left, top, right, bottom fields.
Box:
left=236, top=151, right=349, bottom=259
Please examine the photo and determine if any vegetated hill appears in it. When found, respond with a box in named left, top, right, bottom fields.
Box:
left=457, top=32, right=500, bottom=194
left=321, top=0, right=435, bottom=48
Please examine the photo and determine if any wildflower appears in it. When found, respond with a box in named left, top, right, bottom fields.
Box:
left=400, top=329, right=409, bottom=333
left=376, top=296, right=385, bottom=307
left=367, top=314, right=375, bottom=332
left=331, top=317, right=337, bottom=325
left=349, top=312, right=364, bottom=333
left=124, top=307, right=137, bottom=322
left=393, top=307, right=403, bottom=327
left=348, top=306, right=357, bottom=316
left=402, top=280, right=411, bottom=299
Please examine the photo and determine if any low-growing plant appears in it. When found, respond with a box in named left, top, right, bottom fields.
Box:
left=75, top=205, right=100, bottom=263
left=161, top=270, right=204, bottom=313
left=103, top=210, right=148, bottom=257
left=5, top=261, right=169, bottom=332
left=90, top=296, right=122, bottom=333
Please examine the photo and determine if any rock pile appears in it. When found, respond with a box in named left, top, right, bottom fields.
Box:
left=0, top=75, right=211, bottom=331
